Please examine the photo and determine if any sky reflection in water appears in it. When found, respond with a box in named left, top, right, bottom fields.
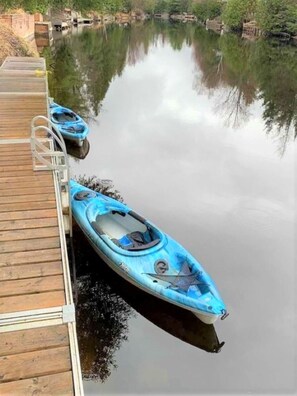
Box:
left=49, top=24, right=296, bottom=395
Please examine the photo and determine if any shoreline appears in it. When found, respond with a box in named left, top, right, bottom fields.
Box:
left=1, top=11, right=296, bottom=66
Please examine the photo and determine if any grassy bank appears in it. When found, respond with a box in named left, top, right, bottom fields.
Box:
left=0, top=23, right=38, bottom=65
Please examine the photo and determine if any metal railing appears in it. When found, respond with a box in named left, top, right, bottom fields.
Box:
left=30, top=115, right=72, bottom=237
left=30, top=116, right=84, bottom=395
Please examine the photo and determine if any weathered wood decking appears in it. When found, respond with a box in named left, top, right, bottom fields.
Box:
left=0, top=57, right=83, bottom=395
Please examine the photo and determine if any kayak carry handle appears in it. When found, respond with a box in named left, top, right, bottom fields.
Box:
left=221, top=309, right=229, bottom=320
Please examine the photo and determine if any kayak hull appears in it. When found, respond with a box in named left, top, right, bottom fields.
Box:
left=50, top=102, right=89, bottom=146
left=80, top=228, right=221, bottom=324
left=70, top=180, right=227, bottom=324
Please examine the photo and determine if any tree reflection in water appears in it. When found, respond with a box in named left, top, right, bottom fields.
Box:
left=191, top=28, right=297, bottom=154
left=252, top=39, right=297, bottom=155
left=44, top=21, right=297, bottom=156
left=72, top=228, right=134, bottom=382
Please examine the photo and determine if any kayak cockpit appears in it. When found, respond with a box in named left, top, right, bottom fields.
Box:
left=52, top=110, right=79, bottom=123
left=91, top=210, right=162, bottom=251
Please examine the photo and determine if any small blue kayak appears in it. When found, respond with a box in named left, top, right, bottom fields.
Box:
left=50, top=102, right=89, bottom=147
left=70, top=180, right=228, bottom=324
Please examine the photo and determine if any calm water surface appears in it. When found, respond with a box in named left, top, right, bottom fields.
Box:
left=47, top=22, right=296, bottom=395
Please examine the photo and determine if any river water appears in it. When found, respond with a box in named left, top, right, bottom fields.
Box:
left=46, top=21, right=296, bottom=395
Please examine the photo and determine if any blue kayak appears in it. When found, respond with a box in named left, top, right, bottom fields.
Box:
left=50, top=102, right=89, bottom=147
left=70, top=180, right=228, bottom=324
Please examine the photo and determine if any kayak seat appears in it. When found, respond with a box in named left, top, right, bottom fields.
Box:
left=64, top=124, right=85, bottom=133
left=91, top=212, right=161, bottom=250
left=128, top=231, right=146, bottom=245
left=52, top=112, right=77, bottom=123
left=112, top=231, right=146, bottom=250
left=64, top=112, right=77, bottom=121
left=112, top=231, right=160, bottom=251
left=94, top=212, right=147, bottom=239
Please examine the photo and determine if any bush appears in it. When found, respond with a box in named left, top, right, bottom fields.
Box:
left=192, top=0, right=222, bottom=23
left=256, top=0, right=297, bottom=35
left=222, top=0, right=257, bottom=30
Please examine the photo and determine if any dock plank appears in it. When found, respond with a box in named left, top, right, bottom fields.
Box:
left=0, top=346, right=71, bottom=383
left=0, top=169, right=45, bottom=177
left=0, top=150, right=32, bottom=156
left=0, top=186, right=55, bottom=197
left=0, top=174, right=52, bottom=184
left=0, top=159, right=33, bottom=166
left=0, top=261, right=62, bottom=280
left=0, top=227, right=59, bottom=242
left=0, top=154, right=33, bottom=161
left=0, top=325, right=69, bottom=356
left=0, top=193, right=56, bottom=204
left=0, top=275, right=64, bottom=297
left=1, top=180, right=55, bottom=189
left=0, top=81, right=46, bottom=92
left=0, top=149, right=30, bottom=155
left=0, top=132, right=46, bottom=139
left=0, top=217, right=58, bottom=231
left=0, top=371, right=73, bottom=395
left=0, top=144, right=31, bottom=151
left=0, top=201, right=57, bottom=213
left=0, top=290, right=65, bottom=313
left=0, top=248, right=61, bottom=266
left=0, top=237, right=61, bottom=253
left=0, top=164, right=33, bottom=171
left=0, top=208, right=57, bottom=221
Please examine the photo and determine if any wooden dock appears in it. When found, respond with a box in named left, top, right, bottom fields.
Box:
left=0, top=57, right=83, bottom=395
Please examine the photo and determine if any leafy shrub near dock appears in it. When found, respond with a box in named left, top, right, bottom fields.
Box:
left=75, top=175, right=124, bottom=202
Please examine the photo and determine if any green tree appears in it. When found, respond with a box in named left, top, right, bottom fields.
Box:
left=154, top=0, right=169, bottom=13
left=192, top=2, right=207, bottom=22
left=192, top=0, right=223, bottom=23
left=256, top=0, right=297, bottom=35
left=143, top=0, right=157, bottom=13
left=168, top=0, right=181, bottom=14
left=222, top=0, right=257, bottom=30
left=1, top=0, right=49, bottom=13
left=287, top=3, right=297, bottom=35
left=166, top=0, right=192, bottom=14
left=180, top=0, right=191, bottom=13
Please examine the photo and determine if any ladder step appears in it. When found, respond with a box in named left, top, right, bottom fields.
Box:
left=63, top=215, right=70, bottom=234
left=61, top=191, right=69, bottom=215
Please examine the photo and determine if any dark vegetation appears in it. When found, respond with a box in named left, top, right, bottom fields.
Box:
left=1, top=1, right=297, bottom=36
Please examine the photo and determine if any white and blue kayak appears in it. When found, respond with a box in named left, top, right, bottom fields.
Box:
left=70, top=180, right=228, bottom=324
left=50, top=102, right=89, bottom=147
